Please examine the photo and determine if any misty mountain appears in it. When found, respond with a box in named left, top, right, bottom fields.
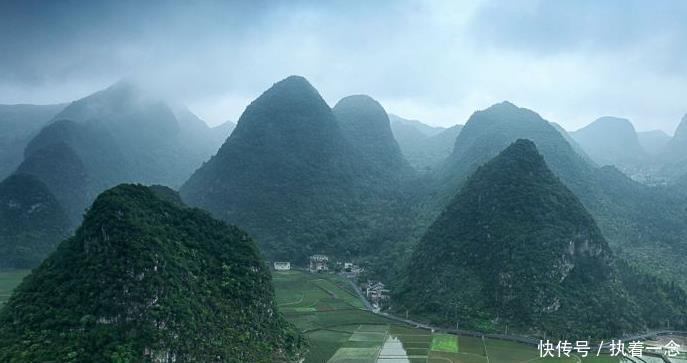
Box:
left=570, top=116, right=647, bottom=172
left=389, top=114, right=445, bottom=137
left=637, top=129, right=671, bottom=155
left=0, top=174, right=70, bottom=269
left=0, top=103, right=66, bottom=179
left=51, top=80, right=217, bottom=185
left=436, top=102, right=687, bottom=288
left=211, top=119, right=236, bottom=145
left=398, top=140, right=686, bottom=338
left=333, top=95, right=410, bottom=175
left=181, top=76, right=415, bottom=261
left=15, top=80, right=223, bottom=224
left=0, top=184, right=305, bottom=362
left=549, top=122, right=595, bottom=165
left=389, top=114, right=462, bottom=171
left=658, top=113, right=687, bottom=181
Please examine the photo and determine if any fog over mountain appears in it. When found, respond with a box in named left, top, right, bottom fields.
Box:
left=1, top=2, right=687, bottom=359
left=1, top=1, right=685, bottom=132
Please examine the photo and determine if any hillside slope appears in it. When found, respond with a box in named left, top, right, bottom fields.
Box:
left=0, top=184, right=304, bottom=362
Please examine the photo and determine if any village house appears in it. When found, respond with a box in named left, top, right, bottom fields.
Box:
left=273, top=262, right=291, bottom=271
left=365, top=280, right=390, bottom=309
left=308, top=255, right=329, bottom=273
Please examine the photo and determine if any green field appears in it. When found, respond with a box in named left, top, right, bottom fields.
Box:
left=0, top=269, right=29, bottom=307
left=274, top=270, right=629, bottom=363
left=431, top=333, right=458, bottom=352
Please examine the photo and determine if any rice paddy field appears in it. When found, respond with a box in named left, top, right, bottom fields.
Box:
left=273, top=270, right=664, bottom=363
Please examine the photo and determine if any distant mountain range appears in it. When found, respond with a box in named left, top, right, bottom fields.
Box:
left=637, top=129, right=671, bottom=155
left=0, top=81, right=233, bottom=268
left=570, top=116, right=647, bottom=172
left=389, top=114, right=463, bottom=171
left=1, top=75, right=686, bottom=342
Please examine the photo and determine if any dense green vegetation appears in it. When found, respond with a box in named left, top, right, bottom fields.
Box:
left=397, top=140, right=687, bottom=338
left=0, top=184, right=304, bottom=362
left=0, top=174, right=70, bottom=269
left=181, top=76, right=418, bottom=263
left=333, top=95, right=411, bottom=175
left=0, top=270, right=29, bottom=307
left=429, top=102, right=687, bottom=290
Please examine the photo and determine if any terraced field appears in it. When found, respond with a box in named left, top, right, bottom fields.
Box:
left=273, top=270, right=641, bottom=363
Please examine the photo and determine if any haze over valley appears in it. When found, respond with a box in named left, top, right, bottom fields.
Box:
left=1, top=1, right=686, bottom=362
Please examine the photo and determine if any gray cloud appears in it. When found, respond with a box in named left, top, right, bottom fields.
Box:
left=0, top=0, right=685, bottom=133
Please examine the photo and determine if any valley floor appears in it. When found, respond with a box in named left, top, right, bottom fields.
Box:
left=0, top=269, right=684, bottom=362
left=273, top=270, right=680, bottom=363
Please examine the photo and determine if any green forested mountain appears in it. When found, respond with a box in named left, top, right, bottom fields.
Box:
left=0, top=103, right=66, bottom=179
left=333, top=95, right=410, bottom=175
left=0, top=184, right=304, bottom=362
left=570, top=116, right=647, bottom=173
left=397, top=140, right=687, bottom=338
left=181, top=76, right=416, bottom=262
left=0, top=174, right=70, bottom=269
left=389, top=114, right=462, bottom=171
left=434, top=102, right=687, bottom=288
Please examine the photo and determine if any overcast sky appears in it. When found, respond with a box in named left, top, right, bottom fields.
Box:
left=1, top=0, right=685, bottom=133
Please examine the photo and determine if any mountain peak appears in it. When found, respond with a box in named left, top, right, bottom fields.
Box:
left=576, top=116, right=638, bottom=136
left=571, top=116, right=645, bottom=168
left=399, top=138, right=633, bottom=337
left=333, top=94, right=409, bottom=173
left=231, top=75, right=333, bottom=136
left=0, top=183, right=305, bottom=361
left=333, top=94, right=390, bottom=132
left=468, top=138, right=552, bottom=187
left=264, top=75, right=320, bottom=99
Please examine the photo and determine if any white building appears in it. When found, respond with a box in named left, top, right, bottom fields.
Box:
left=273, top=262, right=291, bottom=271
left=309, top=255, right=329, bottom=272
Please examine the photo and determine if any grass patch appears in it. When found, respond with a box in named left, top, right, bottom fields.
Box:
left=432, top=333, right=459, bottom=353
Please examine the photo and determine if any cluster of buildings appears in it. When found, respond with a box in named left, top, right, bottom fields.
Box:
left=272, top=255, right=362, bottom=275
left=271, top=254, right=390, bottom=311
left=363, top=280, right=391, bottom=311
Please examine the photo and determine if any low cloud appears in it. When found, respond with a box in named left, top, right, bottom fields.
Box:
left=1, top=0, right=685, bottom=132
